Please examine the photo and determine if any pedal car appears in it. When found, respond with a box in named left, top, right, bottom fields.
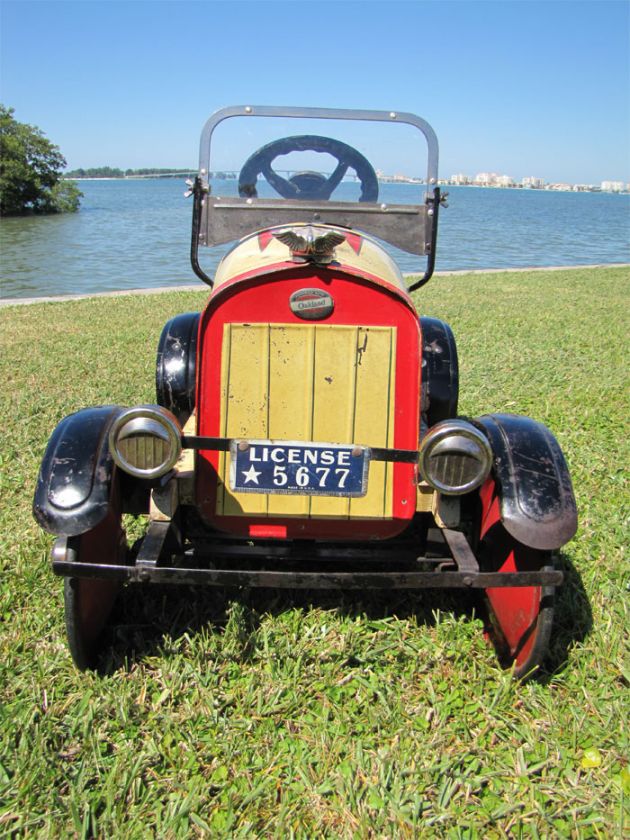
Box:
left=33, top=106, right=577, bottom=677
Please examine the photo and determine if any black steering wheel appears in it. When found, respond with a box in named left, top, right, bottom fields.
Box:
left=238, top=135, right=379, bottom=203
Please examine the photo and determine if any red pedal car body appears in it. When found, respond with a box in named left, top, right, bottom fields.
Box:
left=34, top=107, right=577, bottom=676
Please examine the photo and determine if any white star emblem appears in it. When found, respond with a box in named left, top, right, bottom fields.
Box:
left=242, top=464, right=262, bottom=485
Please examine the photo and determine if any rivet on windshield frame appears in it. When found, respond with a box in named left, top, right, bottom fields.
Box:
left=200, top=168, right=207, bottom=175
left=380, top=203, right=387, bottom=210
left=428, top=209, right=434, bottom=216
left=246, top=198, right=253, bottom=205
left=245, top=106, right=252, bottom=114
left=430, top=178, right=436, bottom=184
left=390, top=112, right=397, bottom=119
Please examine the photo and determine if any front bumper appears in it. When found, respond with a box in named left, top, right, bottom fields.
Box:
left=52, top=520, right=563, bottom=590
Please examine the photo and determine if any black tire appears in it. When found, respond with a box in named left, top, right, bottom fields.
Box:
left=477, top=480, right=555, bottom=680
left=156, top=312, right=200, bottom=425
left=419, top=317, right=459, bottom=427
left=64, top=576, right=121, bottom=670
left=62, top=508, right=127, bottom=670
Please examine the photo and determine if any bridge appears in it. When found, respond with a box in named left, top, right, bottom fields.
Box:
left=123, top=171, right=199, bottom=179
left=124, top=170, right=359, bottom=181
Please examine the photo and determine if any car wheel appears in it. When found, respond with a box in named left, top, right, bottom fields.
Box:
left=476, top=479, right=555, bottom=680
left=62, top=508, right=127, bottom=670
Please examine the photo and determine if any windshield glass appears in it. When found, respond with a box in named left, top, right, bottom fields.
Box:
left=193, top=108, right=439, bottom=284
left=207, top=114, right=432, bottom=204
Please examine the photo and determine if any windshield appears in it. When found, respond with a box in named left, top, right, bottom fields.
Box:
left=197, top=107, right=437, bottom=252
left=191, top=107, right=441, bottom=290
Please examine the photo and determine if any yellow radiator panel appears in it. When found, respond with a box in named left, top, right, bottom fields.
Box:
left=349, top=327, right=396, bottom=519
left=216, top=323, right=397, bottom=519
left=219, top=324, right=268, bottom=516
left=310, top=326, right=358, bottom=517
left=267, top=325, right=315, bottom=516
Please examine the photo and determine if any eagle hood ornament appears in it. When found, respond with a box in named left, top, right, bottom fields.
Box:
left=273, top=226, right=346, bottom=264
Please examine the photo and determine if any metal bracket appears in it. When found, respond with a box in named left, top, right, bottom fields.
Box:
left=190, top=176, right=213, bottom=286
left=135, top=520, right=175, bottom=581
left=433, top=496, right=461, bottom=530
left=442, top=528, right=480, bottom=582
left=408, top=187, right=441, bottom=292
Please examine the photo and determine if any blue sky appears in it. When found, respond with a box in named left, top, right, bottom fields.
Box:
left=1, top=0, right=628, bottom=184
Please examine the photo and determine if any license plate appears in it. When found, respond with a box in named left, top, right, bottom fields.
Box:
left=230, top=440, right=369, bottom=497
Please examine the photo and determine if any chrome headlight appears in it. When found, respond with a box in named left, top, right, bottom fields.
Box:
left=419, top=419, right=492, bottom=495
left=109, top=406, right=182, bottom=479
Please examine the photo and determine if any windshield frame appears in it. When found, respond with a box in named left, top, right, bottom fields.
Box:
left=192, top=106, right=441, bottom=290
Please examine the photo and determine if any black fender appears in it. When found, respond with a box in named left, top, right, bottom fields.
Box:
left=33, top=406, right=126, bottom=537
left=156, top=312, right=200, bottom=425
left=419, top=316, right=459, bottom=426
left=475, top=413, right=578, bottom=551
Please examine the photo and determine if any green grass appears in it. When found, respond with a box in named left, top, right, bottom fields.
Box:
left=1, top=266, right=628, bottom=837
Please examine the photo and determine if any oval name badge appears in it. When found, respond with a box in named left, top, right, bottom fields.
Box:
left=289, top=288, right=334, bottom=320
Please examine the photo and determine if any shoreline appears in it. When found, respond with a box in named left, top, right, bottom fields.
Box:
left=64, top=177, right=630, bottom=194
left=1, top=263, right=628, bottom=308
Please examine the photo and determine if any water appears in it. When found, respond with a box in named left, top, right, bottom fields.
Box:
left=1, top=179, right=628, bottom=299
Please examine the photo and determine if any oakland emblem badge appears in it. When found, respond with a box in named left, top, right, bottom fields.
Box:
left=289, top=288, right=334, bottom=320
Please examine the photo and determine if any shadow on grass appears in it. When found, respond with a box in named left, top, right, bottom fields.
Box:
left=94, top=547, right=591, bottom=680
left=538, top=548, right=593, bottom=681
left=99, top=583, right=480, bottom=675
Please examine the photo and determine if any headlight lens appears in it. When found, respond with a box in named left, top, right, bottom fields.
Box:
left=419, top=419, right=492, bottom=495
left=109, top=406, right=182, bottom=479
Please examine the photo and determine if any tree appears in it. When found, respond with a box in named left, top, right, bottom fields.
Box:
left=0, top=105, right=81, bottom=215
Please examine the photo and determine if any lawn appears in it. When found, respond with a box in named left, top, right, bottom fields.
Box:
left=0, top=266, right=628, bottom=837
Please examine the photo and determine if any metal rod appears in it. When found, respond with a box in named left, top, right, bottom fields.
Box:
left=211, top=202, right=421, bottom=216
left=181, top=436, right=419, bottom=463
left=52, top=560, right=563, bottom=590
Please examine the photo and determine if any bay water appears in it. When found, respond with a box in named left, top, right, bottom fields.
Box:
left=1, top=179, right=628, bottom=299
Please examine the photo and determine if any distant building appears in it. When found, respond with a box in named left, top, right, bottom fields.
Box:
left=474, top=172, right=516, bottom=188
left=601, top=180, right=625, bottom=192
left=474, top=172, right=499, bottom=186
left=443, top=171, right=624, bottom=193
left=375, top=169, right=423, bottom=184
